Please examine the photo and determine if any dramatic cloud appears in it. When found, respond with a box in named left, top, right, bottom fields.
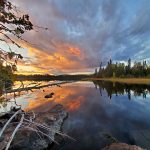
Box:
left=8, top=0, right=150, bottom=74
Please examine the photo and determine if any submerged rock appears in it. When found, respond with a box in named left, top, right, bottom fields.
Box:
left=44, top=92, right=54, bottom=98
left=0, top=104, right=67, bottom=150
left=102, top=143, right=143, bottom=150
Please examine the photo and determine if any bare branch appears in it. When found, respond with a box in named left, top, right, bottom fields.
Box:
left=5, top=113, right=24, bottom=150
left=0, top=109, right=22, bottom=138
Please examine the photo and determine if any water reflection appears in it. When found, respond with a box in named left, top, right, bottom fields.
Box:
left=24, top=84, right=87, bottom=112
left=54, top=82, right=150, bottom=150
left=93, top=80, right=150, bottom=100
left=1, top=81, right=150, bottom=149
left=0, top=82, right=87, bottom=113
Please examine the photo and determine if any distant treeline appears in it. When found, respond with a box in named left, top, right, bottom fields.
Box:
left=16, top=74, right=91, bottom=81
left=94, top=59, right=150, bottom=78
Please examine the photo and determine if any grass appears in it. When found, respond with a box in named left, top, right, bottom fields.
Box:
left=86, top=77, right=150, bottom=85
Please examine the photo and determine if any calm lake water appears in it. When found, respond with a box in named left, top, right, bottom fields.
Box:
left=1, top=81, right=150, bottom=149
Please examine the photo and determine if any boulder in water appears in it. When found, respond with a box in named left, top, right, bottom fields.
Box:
left=102, top=143, right=143, bottom=150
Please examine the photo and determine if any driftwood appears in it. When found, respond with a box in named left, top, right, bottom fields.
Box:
left=4, top=81, right=69, bottom=94
left=5, top=113, right=24, bottom=150
left=0, top=110, right=22, bottom=138
left=0, top=104, right=70, bottom=150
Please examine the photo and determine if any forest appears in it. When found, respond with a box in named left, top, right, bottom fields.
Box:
left=94, top=59, right=150, bottom=78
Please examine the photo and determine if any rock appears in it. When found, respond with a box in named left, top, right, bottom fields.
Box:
left=44, top=92, right=54, bottom=98
left=0, top=104, right=67, bottom=150
left=102, top=143, right=143, bottom=150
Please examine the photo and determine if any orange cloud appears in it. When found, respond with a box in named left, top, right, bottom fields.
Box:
left=68, top=46, right=81, bottom=56
left=11, top=38, right=87, bottom=75
left=26, top=47, right=85, bottom=72
left=16, top=65, right=49, bottom=75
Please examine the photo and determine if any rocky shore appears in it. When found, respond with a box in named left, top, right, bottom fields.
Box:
left=0, top=104, right=67, bottom=150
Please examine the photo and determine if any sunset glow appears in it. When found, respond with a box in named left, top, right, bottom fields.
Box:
left=2, top=0, right=150, bottom=75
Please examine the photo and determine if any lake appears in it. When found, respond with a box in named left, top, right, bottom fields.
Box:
left=1, top=81, right=150, bottom=149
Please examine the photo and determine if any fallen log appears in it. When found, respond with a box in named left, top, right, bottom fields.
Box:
left=4, top=81, right=70, bottom=94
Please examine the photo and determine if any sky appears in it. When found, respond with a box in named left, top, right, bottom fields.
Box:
left=3, top=0, right=150, bottom=75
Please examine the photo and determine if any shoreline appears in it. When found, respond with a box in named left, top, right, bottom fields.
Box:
left=85, top=78, right=150, bottom=85
left=0, top=104, right=67, bottom=149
